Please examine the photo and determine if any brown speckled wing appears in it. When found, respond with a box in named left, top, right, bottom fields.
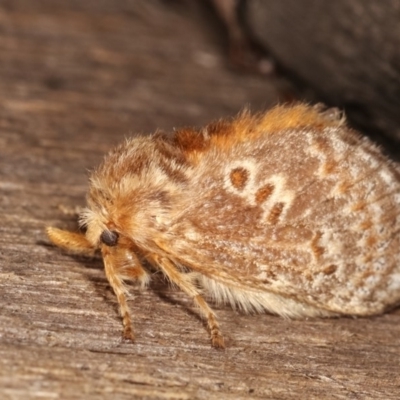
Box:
left=163, top=121, right=400, bottom=316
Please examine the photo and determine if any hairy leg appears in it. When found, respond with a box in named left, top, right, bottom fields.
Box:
left=101, top=244, right=149, bottom=342
left=151, top=254, right=225, bottom=349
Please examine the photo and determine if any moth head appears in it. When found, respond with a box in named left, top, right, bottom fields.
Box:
left=80, top=185, right=174, bottom=251
left=79, top=136, right=186, bottom=250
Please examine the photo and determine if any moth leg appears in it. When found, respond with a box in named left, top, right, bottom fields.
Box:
left=101, top=245, right=148, bottom=342
left=47, top=227, right=94, bottom=256
left=153, top=255, right=225, bottom=349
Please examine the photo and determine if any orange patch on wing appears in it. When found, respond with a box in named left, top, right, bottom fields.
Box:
left=268, top=202, right=284, bottom=225
left=255, top=183, right=275, bottom=204
left=207, top=104, right=345, bottom=150
left=177, top=104, right=347, bottom=161
left=207, top=113, right=256, bottom=151
left=174, top=127, right=208, bottom=152
left=230, top=167, right=249, bottom=190
left=258, top=103, right=344, bottom=134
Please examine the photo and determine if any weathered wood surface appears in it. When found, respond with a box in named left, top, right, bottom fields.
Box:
left=0, top=1, right=399, bottom=399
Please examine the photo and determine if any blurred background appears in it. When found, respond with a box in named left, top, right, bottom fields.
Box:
left=1, top=0, right=399, bottom=156
left=245, top=0, right=400, bottom=151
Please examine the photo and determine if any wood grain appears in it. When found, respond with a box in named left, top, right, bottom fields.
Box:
left=0, top=1, right=399, bottom=399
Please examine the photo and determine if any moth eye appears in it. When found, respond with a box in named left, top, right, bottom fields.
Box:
left=100, top=230, right=119, bottom=246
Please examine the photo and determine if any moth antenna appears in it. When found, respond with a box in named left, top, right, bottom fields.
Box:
left=46, top=227, right=95, bottom=256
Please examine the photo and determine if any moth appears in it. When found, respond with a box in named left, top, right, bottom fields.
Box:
left=47, top=103, right=400, bottom=348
